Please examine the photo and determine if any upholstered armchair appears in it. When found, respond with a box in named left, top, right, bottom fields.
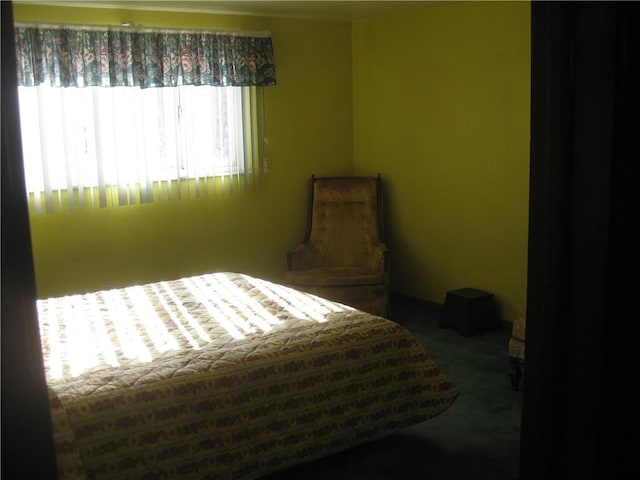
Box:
left=284, top=174, right=390, bottom=317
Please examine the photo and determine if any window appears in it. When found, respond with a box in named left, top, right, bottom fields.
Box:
left=13, top=23, right=276, bottom=213
left=18, top=83, right=256, bottom=211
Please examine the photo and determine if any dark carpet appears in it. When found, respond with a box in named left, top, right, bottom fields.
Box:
left=261, top=294, right=522, bottom=480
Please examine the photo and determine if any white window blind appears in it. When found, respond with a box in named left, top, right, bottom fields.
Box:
left=18, top=83, right=264, bottom=213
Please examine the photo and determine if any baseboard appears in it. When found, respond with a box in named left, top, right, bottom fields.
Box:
left=389, top=291, right=443, bottom=311
left=390, top=291, right=513, bottom=332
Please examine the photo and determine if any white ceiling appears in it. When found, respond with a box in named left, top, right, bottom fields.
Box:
left=14, top=1, right=448, bottom=22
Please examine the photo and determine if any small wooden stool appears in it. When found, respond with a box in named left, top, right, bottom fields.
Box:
left=438, top=288, right=500, bottom=337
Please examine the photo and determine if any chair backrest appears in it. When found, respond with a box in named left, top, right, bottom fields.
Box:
left=305, top=175, right=384, bottom=268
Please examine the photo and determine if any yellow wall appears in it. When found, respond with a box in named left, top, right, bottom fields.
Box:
left=13, top=4, right=354, bottom=298
left=353, top=1, right=530, bottom=321
left=13, top=2, right=530, bottom=323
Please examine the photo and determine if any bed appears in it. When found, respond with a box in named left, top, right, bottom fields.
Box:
left=39, top=272, right=459, bottom=479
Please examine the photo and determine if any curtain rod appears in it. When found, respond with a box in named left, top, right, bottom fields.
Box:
left=13, top=21, right=271, bottom=38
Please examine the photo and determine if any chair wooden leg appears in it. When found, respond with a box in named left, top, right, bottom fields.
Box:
left=509, top=358, right=523, bottom=391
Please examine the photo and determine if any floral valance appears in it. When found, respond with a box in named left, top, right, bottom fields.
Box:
left=14, top=23, right=276, bottom=88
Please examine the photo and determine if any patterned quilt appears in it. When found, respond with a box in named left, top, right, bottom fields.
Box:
left=39, top=272, right=459, bottom=479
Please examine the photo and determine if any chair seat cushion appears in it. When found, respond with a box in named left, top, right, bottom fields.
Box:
left=508, top=337, right=525, bottom=362
left=284, top=267, right=387, bottom=287
left=508, top=317, right=526, bottom=362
